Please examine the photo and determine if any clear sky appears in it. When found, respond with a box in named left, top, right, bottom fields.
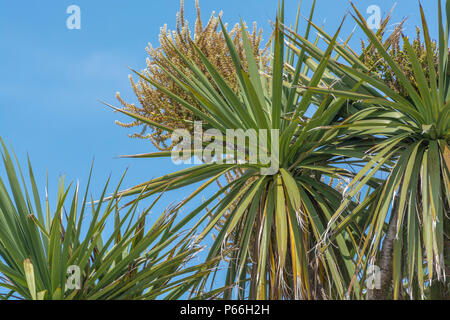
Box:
left=0, top=0, right=441, bottom=292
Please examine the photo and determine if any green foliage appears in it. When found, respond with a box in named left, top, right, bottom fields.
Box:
left=115, top=0, right=268, bottom=151
left=108, top=0, right=376, bottom=300
left=109, top=0, right=449, bottom=300
left=0, top=139, right=218, bottom=300
left=302, top=1, right=449, bottom=299
left=3, top=0, right=447, bottom=301
left=361, top=21, right=439, bottom=99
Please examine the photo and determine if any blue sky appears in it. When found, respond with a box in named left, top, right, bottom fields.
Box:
left=0, top=0, right=439, bottom=202
left=0, top=0, right=441, bottom=293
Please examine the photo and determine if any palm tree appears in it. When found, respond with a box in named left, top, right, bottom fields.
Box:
left=106, top=0, right=449, bottom=300
left=115, top=0, right=268, bottom=152
left=0, top=139, right=218, bottom=300
left=301, top=1, right=449, bottom=299
left=108, top=1, right=373, bottom=300
left=5, top=0, right=446, bottom=301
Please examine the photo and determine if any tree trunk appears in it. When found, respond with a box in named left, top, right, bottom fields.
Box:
left=366, top=210, right=398, bottom=300
left=444, top=238, right=450, bottom=299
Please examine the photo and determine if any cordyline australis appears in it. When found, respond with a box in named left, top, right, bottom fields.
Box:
left=104, top=0, right=449, bottom=300
left=114, top=0, right=269, bottom=256
left=0, top=139, right=225, bottom=300
left=115, top=0, right=269, bottom=151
